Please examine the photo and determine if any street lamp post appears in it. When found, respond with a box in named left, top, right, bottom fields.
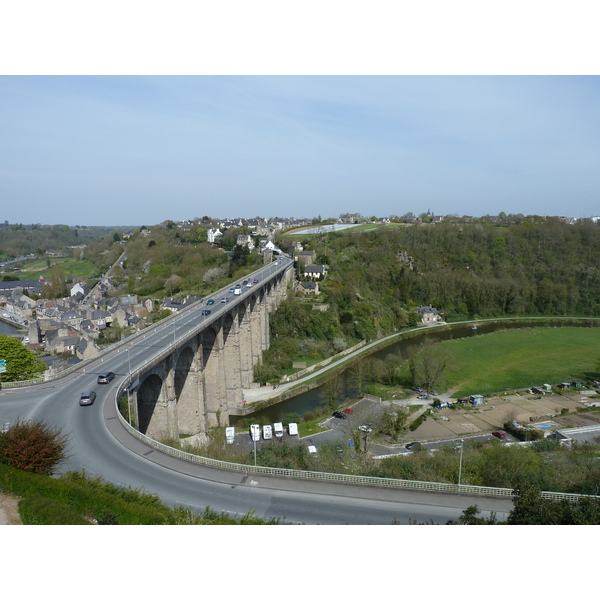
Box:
left=458, top=439, right=464, bottom=489
left=126, top=348, right=132, bottom=424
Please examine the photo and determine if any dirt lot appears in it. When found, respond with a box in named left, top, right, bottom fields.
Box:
left=0, top=494, right=22, bottom=525
left=403, top=391, right=600, bottom=442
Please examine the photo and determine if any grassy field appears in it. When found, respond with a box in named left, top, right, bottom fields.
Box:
left=443, top=327, right=600, bottom=397
left=7, top=257, right=98, bottom=280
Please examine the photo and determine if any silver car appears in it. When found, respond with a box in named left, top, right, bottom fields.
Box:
left=79, top=391, right=97, bottom=406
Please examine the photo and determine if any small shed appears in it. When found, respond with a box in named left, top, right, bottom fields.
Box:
left=470, top=394, right=484, bottom=406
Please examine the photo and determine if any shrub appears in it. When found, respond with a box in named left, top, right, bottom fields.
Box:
left=0, top=419, right=69, bottom=475
left=503, top=421, right=543, bottom=442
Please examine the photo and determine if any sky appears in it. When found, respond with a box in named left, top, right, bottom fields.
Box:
left=1, top=2, right=599, bottom=228
left=2, top=75, right=599, bottom=227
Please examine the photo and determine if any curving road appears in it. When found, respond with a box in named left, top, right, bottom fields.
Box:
left=0, top=257, right=515, bottom=524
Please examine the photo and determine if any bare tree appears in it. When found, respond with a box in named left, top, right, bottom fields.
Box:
left=413, top=342, right=457, bottom=396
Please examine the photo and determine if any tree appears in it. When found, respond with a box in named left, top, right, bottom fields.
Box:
left=412, top=342, right=456, bottom=394
left=0, top=419, right=69, bottom=474
left=380, top=407, right=408, bottom=442
left=41, top=264, right=69, bottom=299
left=0, top=335, right=46, bottom=382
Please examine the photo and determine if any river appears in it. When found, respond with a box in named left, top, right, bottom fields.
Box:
left=231, top=319, right=595, bottom=424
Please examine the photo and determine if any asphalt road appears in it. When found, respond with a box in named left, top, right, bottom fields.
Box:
left=0, top=257, right=515, bottom=524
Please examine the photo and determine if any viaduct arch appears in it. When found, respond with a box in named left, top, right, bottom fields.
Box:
left=129, top=264, right=291, bottom=443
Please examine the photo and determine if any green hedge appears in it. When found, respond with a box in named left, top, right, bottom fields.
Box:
left=503, top=421, right=543, bottom=442
left=18, top=494, right=91, bottom=525
left=0, top=464, right=279, bottom=525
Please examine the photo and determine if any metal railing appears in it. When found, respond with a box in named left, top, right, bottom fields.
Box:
left=113, top=378, right=591, bottom=503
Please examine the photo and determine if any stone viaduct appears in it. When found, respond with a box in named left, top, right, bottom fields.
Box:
left=127, top=261, right=293, bottom=442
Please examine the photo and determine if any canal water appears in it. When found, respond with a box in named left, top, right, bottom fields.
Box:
left=0, top=319, right=21, bottom=336
left=231, top=319, right=591, bottom=424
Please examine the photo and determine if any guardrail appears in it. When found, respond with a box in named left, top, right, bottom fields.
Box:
left=113, top=378, right=592, bottom=503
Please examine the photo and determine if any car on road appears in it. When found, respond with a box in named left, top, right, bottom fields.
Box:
left=417, top=393, right=427, bottom=399
left=235, top=283, right=241, bottom=288
left=342, top=408, right=353, bottom=414
left=492, top=430, right=507, bottom=440
left=221, top=297, right=228, bottom=303
left=253, top=279, right=259, bottom=284
left=79, top=391, right=97, bottom=406
left=97, top=371, right=115, bottom=384
left=405, top=441, right=422, bottom=450
left=242, top=280, right=248, bottom=286
left=201, top=309, right=211, bottom=316
left=229, top=288, right=235, bottom=293
left=206, top=299, right=215, bottom=305
left=332, top=410, right=347, bottom=419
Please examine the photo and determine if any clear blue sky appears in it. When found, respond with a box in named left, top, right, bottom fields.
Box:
left=1, top=76, right=599, bottom=226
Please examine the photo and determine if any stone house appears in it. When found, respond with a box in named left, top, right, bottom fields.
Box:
left=417, top=305, right=442, bottom=324
left=295, top=281, right=319, bottom=295
left=304, top=265, right=327, bottom=280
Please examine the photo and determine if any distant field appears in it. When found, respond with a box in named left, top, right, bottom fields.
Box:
left=442, top=327, right=600, bottom=397
left=6, top=257, right=98, bottom=280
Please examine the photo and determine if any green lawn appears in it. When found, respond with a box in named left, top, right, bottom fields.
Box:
left=442, top=327, right=600, bottom=397
left=8, top=257, right=98, bottom=280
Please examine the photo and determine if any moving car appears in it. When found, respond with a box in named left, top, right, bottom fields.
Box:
left=229, top=288, right=235, bottom=293
left=201, top=309, right=211, bottom=316
left=79, top=391, right=97, bottom=406
left=332, top=410, right=346, bottom=419
left=405, top=441, right=421, bottom=450
left=207, top=299, right=215, bottom=305
left=97, top=371, right=115, bottom=384
left=492, top=430, right=507, bottom=440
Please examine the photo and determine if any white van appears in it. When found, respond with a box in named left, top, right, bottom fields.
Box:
left=225, top=427, right=235, bottom=444
left=263, top=424, right=273, bottom=440
left=273, top=422, right=284, bottom=438
left=288, top=422, right=298, bottom=436
left=250, top=424, right=260, bottom=441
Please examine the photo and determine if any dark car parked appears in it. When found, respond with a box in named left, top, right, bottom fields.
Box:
left=405, top=441, right=422, bottom=450
left=97, top=371, right=115, bottom=384
left=332, top=410, right=347, bottom=419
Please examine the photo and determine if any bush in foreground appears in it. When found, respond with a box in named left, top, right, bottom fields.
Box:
left=0, top=419, right=69, bottom=475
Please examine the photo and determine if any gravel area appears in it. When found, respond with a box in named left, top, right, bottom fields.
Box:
left=0, top=494, right=21, bottom=525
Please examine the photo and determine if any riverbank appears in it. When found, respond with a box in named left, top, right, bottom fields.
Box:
left=240, top=316, right=600, bottom=414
